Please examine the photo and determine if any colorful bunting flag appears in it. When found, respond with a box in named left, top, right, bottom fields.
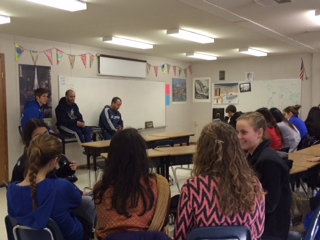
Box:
left=173, top=66, right=177, bottom=76
left=56, top=49, right=64, bottom=65
left=44, top=49, right=53, bottom=65
left=178, top=68, right=182, bottom=76
left=147, top=63, right=151, bottom=74
left=154, top=66, right=159, bottom=77
left=167, top=64, right=171, bottom=75
left=89, top=54, right=95, bottom=68
left=30, top=51, right=38, bottom=65
left=69, top=55, right=76, bottom=69
left=15, top=44, right=24, bottom=62
left=80, top=54, right=87, bottom=68
left=184, top=69, right=187, bottom=77
left=188, top=65, right=192, bottom=75
left=161, top=64, right=166, bottom=75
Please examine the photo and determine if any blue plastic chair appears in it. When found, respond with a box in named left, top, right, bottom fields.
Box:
left=187, top=226, right=252, bottom=240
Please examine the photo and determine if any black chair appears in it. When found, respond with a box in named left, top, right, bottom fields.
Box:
left=187, top=226, right=252, bottom=240
left=2, top=180, right=9, bottom=189
left=297, top=134, right=320, bottom=150
left=105, top=231, right=171, bottom=240
left=5, top=215, right=65, bottom=240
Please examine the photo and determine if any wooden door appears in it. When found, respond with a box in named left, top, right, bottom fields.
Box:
left=0, top=54, right=9, bottom=184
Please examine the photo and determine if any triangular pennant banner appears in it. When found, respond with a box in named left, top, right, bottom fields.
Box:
left=89, top=54, right=95, bottom=68
left=188, top=65, right=192, bottom=75
left=15, top=44, right=24, bottom=62
left=80, top=54, right=87, bottom=68
left=56, top=49, right=64, bottom=65
left=161, top=64, right=166, bottom=75
left=44, top=49, right=53, bottom=65
left=153, top=66, right=159, bottom=77
left=179, top=68, right=182, bottom=76
left=184, top=68, right=187, bottom=77
left=69, top=55, right=76, bottom=69
left=147, top=63, right=151, bottom=74
left=30, top=51, right=38, bottom=65
left=167, top=64, right=171, bottom=75
left=173, top=66, right=177, bottom=76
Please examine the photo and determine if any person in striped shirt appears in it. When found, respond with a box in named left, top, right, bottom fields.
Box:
left=174, top=122, right=265, bottom=240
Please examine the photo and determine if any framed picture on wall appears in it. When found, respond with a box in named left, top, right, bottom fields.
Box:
left=193, top=77, right=211, bottom=102
left=213, top=82, right=239, bottom=104
left=172, top=78, right=187, bottom=103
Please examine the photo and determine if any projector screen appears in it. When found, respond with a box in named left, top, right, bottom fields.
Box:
left=98, top=55, right=147, bottom=78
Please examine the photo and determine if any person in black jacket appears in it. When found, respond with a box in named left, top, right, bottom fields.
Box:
left=236, top=112, right=291, bottom=240
left=55, top=89, right=91, bottom=143
left=12, top=119, right=77, bottom=182
left=305, top=106, right=320, bottom=140
left=225, top=105, right=242, bottom=129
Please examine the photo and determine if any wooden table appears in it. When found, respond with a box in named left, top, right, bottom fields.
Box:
left=101, top=149, right=170, bottom=177
left=82, top=140, right=111, bottom=187
left=154, top=145, right=196, bottom=180
left=294, top=144, right=320, bottom=156
left=289, top=152, right=320, bottom=169
left=149, top=132, right=194, bottom=146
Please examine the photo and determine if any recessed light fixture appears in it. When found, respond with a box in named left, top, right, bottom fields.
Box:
left=0, top=15, right=11, bottom=24
left=239, top=48, right=267, bottom=57
left=102, top=37, right=153, bottom=49
left=186, top=52, right=217, bottom=60
left=167, top=28, right=214, bottom=44
left=27, top=0, right=87, bottom=12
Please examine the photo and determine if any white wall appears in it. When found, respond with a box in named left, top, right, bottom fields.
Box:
left=1, top=33, right=318, bottom=178
left=190, top=54, right=317, bottom=140
left=0, top=34, right=193, bottom=176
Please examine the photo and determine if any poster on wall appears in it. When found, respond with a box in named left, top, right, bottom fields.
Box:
left=193, top=77, right=211, bottom=102
left=213, top=82, right=239, bottom=104
left=19, top=64, right=52, bottom=118
left=172, top=78, right=187, bottom=103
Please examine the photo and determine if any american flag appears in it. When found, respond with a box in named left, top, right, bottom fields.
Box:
left=300, top=58, right=306, bottom=81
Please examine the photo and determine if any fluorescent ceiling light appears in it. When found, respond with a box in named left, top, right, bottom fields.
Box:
left=27, top=0, right=87, bottom=12
left=239, top=48, right=267, bottom=57
left=167, top=28, right=214, bottom=44
left=0, top=15, right=11, bottom=24
left=102, top=37, right=153, bottom=49
left=186, top=52, right=217, bottom=60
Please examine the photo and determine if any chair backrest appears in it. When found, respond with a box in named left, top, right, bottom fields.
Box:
left=5, top=215, right=64, bottom=240
left=153, top=140, right=174, bottom=149
left=297, top=134, right=319, bottom=150
left=2, top=180, right=9, bottom=189
left=304, top=204, right=320, bottom=240
left=187, top=226, right=252, bottom=240
left=105, top=231, right=171, bottom=240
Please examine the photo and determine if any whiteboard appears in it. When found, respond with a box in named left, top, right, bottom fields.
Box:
left=58, top=76, right=165, bottom=129
left=212, top=79, right=301, bottom=113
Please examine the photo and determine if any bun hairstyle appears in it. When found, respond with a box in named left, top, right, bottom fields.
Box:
left=283, top=104, right=301, bottom=117
left=27, top=134, right=62, bottom=210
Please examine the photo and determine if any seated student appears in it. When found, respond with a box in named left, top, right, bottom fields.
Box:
left=21, top=88, right=52, bottom=132
left=256, top=108, right=284, bottom=151
left=305, top=106, right=320, bottom=140
left=270, top=107, right=300, bottom=152
left=55, top=89, right=91, bottom=143
left=237, top=112, right=291, bottom=240
left=7, top=134, right=95, bottom=240
left=93, top=128, right=170, bottom=239
left=225, top=105, right=242, bottom=128
left=283, top=105, right=308, bottom=139
left=174, top=122, right=265, bottom=240
left=11, top=119, right=77, bottom=182
left=99, top=97, right=123, bottom=140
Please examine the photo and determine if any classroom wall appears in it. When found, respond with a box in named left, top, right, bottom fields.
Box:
left=190, top=54, right=319, bottom=139
left=1, top=33, right=319, bottom=177
left=0, top=34, right=194, bottom=175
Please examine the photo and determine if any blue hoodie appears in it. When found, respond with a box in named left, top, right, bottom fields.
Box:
left=21, top=99, right=50, bottom=130
left=7, top=177, right=84, bottom=240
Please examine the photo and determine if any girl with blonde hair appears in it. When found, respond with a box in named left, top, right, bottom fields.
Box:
left=175, top=122, right=265, bottom=240
left=237, top=112, right=291, bottom=240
